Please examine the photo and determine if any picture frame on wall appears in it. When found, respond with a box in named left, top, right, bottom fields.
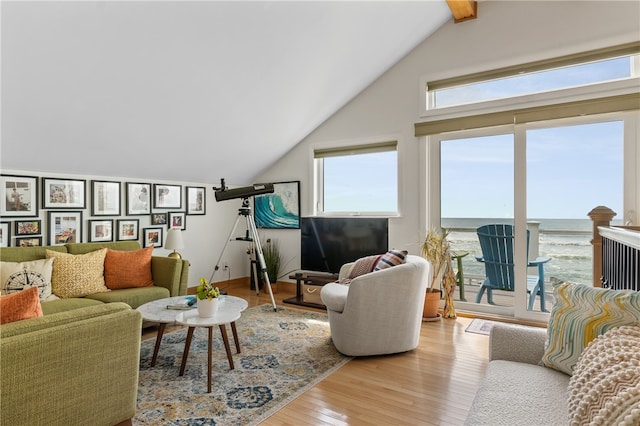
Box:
left=254, top=180, right=300, bottom=229
left=151, top=212, right=168, bottom=226
left=153, top=184, right=181, bottom=209
left=126, top=182, right=151, bottom=215
left=0, top=222, right=10, bottom=248
left=143, top=227, right=163, bottom=248
left=91, top=180, right=121, bottom=216
left=15, top=220, right=41, bottom=236
left=89, top=219, right=113, bottom=243
left=88, top=219, right=113, bottom=243
left=186, top=186, right=206, bottom=215
left=42, top=177, right=86, bottom=209
left=16, top=236, right=42, bottom=247
left=1, top=174, right=39, bottom=217
left=48, top=211, right=83, bottom=245
left=168, top=212, right=186, bottom=230
left=117, top=219, right=139, bottom=241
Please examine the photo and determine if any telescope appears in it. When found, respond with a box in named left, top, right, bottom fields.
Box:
left=214, top=179, right=274, bottom=202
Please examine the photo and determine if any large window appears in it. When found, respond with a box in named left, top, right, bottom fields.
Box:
left=421, top=44, right=639, bottom=321
left=435, top=114, right=632, bottom=320
left=314, top=142, right=398, bottom=215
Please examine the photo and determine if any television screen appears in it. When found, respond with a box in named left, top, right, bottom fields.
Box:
left=300, top=217, right=389, bottom=274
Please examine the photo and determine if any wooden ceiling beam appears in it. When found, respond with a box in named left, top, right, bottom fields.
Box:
left=446, top=0, right=477, bottom=23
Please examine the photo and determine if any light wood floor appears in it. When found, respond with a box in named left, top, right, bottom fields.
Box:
left=143, top=282, right=491, bottom=425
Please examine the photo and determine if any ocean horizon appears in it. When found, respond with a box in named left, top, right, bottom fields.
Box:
left=440, top=218, right=622, bottom=286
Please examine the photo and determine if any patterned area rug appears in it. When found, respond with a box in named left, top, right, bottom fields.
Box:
left=134, top=304, right=350, bottom=425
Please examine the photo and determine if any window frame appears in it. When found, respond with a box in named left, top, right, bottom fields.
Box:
left=427, top=111, right=638, bottom=322
left=419, top=42, right=640, bottom=118
left=311, top=139, right=401, bottom=217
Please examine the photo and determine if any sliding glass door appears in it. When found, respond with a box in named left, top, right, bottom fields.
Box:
left=431, top=113, right=633, bottom=320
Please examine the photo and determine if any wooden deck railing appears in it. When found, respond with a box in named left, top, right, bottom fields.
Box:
left=589, top=205, right=640, bottom=289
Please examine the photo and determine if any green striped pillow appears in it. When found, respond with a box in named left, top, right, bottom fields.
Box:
left=541, top=280, right=640, bottom=375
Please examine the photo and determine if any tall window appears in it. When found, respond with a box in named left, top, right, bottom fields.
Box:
left=421, top=44, right=639, bottom=320
left=314, top=142, right=398, bottom=215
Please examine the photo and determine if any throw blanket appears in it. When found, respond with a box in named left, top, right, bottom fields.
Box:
left=334, top=255, right=381, bottom=285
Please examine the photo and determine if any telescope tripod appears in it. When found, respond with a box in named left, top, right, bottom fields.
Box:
left=209, top=197, right=277, bottom=311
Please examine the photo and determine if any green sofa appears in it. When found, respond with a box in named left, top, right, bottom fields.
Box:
left=0, top=241, right=189, bottom=312
left=1, top=302, right=142, bottom=426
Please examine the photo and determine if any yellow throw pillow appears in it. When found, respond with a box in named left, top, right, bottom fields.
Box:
left=46, top=249, right=109, bottom=298
left=568, top=324, right=640, bottom=425
left=541, top=280, right=640, bottom=375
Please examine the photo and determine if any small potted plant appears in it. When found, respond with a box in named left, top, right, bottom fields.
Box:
left=421, top=228, right=454, bottom=319
left=196, top=277, right=221, bottom=318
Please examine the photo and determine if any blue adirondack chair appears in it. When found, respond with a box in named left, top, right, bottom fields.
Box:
left=475, top=224, right=551, bottom=312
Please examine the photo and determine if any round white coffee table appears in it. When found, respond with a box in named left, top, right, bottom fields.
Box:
left=175, top=307, right=242, bottom=393
left=136, top=295, right=248, bottom=367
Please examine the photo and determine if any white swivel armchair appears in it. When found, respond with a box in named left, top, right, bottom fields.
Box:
left=320, top=255, right=431, bottom=356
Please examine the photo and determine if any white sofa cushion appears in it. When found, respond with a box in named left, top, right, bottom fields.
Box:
left=465, top=360, right=569, bottom=426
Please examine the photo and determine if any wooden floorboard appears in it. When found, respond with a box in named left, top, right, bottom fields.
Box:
left=142, top=282, right=491, bottom=425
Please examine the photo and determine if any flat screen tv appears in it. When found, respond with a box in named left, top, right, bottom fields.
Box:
left=300, top=217, right=389, bottom=274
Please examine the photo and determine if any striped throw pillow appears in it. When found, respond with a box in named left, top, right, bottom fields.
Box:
left=541, top=280, right=640, bottom=375
left=373, top=249, right=408, bottom=271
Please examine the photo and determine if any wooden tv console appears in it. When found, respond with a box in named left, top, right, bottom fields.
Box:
left=283, top=272, right=339, bottom=309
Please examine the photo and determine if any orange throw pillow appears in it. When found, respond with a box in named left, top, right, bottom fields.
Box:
left=0, top=287, right=43, bottom=324
left=104, top=246, right=154, bottom=289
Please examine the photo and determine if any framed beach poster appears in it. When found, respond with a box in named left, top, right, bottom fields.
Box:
left=1, top=174, right=38, bottom=217
left=117, top=219, right=139, bottom=241
left=48, top=211, right=83, bottom=245
left=88, top=219, right=113, bottom=242
left=254, top=181, right=300, bottom=229
left=0, top=222, right=10, bottom=247
left=126, top=182, right=151, bottom=215
left=42, top=178, right=86, bottom=209
left=153, top=184, right=181, bottom=209
left=186, top=186, right=206, bottom=215
left=143, top=227, right=163, bottom=248
left=91, top=180, right=121, bottom=216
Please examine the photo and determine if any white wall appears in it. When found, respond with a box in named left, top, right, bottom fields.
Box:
left=257, top=1, right=640, bottom=276
left=2, top=169, right=252, bottom=288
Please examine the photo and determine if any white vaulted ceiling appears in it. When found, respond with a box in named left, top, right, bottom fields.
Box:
left=1, top=1, right=453, bottom=185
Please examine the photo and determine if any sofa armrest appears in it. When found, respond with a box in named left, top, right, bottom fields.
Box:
left=178, top=259, right=189, bottom=295
left=1, top=303, right=142, bottom=426
left=151, top=256, right=187, bottom=296
left=489, top=323, right=547, bottom=365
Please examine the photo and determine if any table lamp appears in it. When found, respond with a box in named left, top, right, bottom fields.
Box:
left=165, top=228, right=184, bottom=259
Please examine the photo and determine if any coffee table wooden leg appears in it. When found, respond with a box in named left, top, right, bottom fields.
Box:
left=179, top=327, right=195, bottom=376
left=151, top=323, right=167, bottom=367
left=218, top=324, right=234, bottom=370
left=231, top=321, right=241, bottom=353
left=207, top=326, right=213, bottom=393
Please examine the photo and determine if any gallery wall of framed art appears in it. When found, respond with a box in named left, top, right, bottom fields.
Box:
left=0, top=172, right=210, bottom=248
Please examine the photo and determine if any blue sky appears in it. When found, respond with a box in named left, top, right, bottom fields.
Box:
left=440, top=121, right=624, bottom=219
